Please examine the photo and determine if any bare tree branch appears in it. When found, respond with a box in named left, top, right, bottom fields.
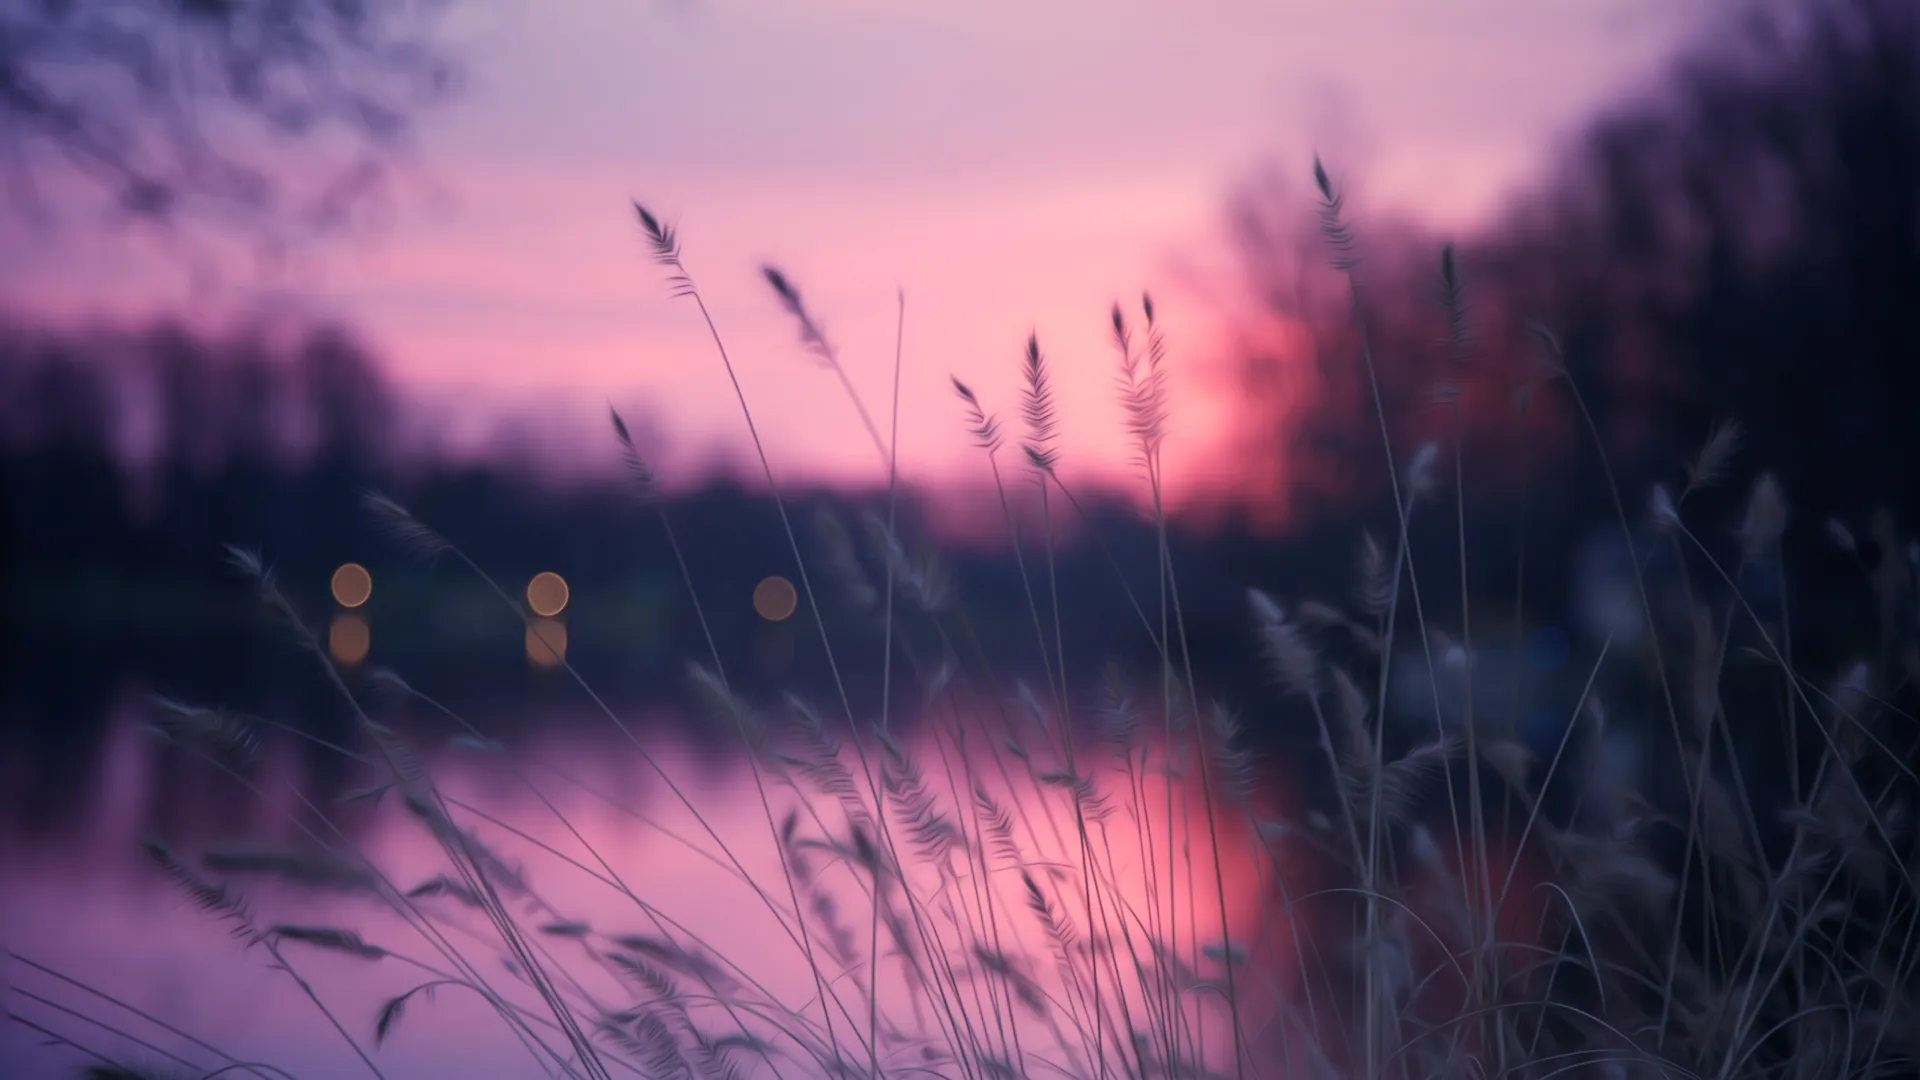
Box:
left=0, top=0, right=459, bottom=241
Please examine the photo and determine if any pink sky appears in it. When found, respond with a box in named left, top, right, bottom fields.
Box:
left=3, top=0, right=1714, bottom=506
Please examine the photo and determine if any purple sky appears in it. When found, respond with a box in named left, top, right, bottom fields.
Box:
left=4, top=0, right=1716, bottom=504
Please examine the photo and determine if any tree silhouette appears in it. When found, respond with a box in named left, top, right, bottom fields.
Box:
left=0, top=0, right=458, bottom=240
left=1543, top=0, right=1920, bottom=521
left=1227, top=0, right=1920, bottom=528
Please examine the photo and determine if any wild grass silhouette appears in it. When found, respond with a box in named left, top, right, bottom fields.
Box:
left=7, top=171, right=1918, bottom=1080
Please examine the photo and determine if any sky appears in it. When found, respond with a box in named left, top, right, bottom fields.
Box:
left=3, top=0, right=1721, bottom=507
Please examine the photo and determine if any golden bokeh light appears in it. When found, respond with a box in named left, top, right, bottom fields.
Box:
left=753, top=575, right=798, bottom=622
left=330, top=562, right=372, bottom=608
left=527, top=571, right=570, bottom=617
left=329, top=613, right=370, bottom=665
left=526, top=617, right=568, bottom=668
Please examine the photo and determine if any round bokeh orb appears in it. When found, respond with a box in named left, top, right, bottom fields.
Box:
left=527, top=571, right=570, bottom=617
left=753, top=575, right=798, bottom=622
left=331, top=563, right=373, bottom=608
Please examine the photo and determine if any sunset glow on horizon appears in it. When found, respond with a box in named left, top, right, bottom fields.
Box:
left=0, top=0, right=1717, bottom=518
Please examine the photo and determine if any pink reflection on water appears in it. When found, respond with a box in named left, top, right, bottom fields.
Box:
left=2, top=698, right=1315, bottom=1079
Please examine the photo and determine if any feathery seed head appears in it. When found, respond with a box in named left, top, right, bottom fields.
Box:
left=1248, top=588, right=1319, bottom=696
left=631, top=200, right=662, bottom=238
left=1650, top=484, right=1680, bottom=531
left=1738, top=471, right=1788, bottom=562
left=631, top=200, right=684, bottom=271
left=1406, top=442, right=1440, bottom=499
left=1019, top=331, right=1060, bottom=471
left=763, top=265, right=836, bottom=365
left=1827, top=517, right=1857, bottom=554
left=364, top=491, right=451, bottom=561
left=1357, top=530, right=1394, bottom=616
left=952, top=375, right=1003, bottom=453
left=1685, top=418, right=1743, bottom=498
left=609, top=405, right=660, bottom=500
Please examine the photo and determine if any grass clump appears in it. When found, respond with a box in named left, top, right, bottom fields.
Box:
left=8, top=168, right=1918, bottom=1080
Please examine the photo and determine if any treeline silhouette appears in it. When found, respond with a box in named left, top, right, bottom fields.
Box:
left=0, top=315, right=1314, bottom=830
left=1222, top=0, right=1916, bottom=669
left=0, top=312, right=1271, bottom=661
